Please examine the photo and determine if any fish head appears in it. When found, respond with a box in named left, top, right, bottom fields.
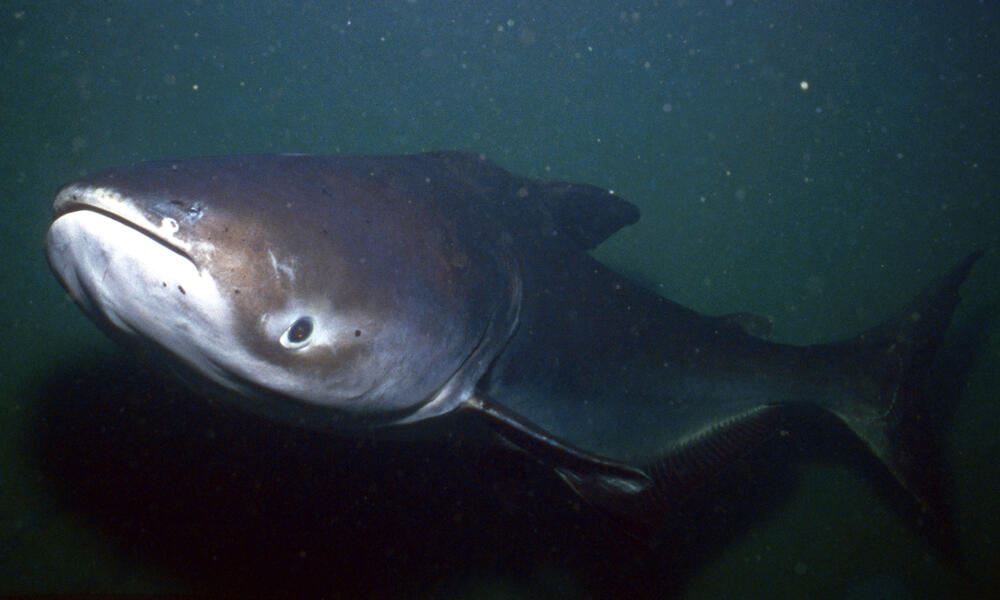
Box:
left=46, top=155, right=519, bottom=427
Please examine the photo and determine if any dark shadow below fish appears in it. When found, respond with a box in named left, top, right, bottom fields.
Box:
left=25, top=337, right=982, bottom=598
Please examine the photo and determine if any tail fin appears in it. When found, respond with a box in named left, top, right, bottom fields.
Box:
left=832, top=250, right=982, bottom=555
left=543, top=252, right=982, bottom=559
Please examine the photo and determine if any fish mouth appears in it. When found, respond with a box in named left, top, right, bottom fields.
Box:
left=52, top=183, right=197, bottom=267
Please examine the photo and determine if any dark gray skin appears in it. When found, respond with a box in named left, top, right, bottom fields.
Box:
left=45, top=151, right=979, bottom=550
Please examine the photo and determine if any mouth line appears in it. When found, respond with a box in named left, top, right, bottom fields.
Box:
left=54, top=204, right=198, bottom=267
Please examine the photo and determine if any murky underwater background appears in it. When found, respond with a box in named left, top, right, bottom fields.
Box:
left=2, top=1, right=999, bottom=598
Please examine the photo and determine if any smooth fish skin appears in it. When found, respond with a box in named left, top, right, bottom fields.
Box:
left=45, top=151, right=980, bottom=554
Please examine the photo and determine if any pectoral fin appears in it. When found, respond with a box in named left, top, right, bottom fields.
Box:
left=463, top=393, right=798, bottom=537
left=462, top=392, right=652, bottom=496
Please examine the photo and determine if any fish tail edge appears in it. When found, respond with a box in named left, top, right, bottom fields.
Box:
left=839, top=249, right=983, bottom=559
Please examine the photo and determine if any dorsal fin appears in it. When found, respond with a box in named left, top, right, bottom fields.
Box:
left=532, top=180, right=640, bottom=250
left=420, top=150, right=640, bottom=250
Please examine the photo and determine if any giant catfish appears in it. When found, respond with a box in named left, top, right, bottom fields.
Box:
left=45, top=151, right=980, bottom=552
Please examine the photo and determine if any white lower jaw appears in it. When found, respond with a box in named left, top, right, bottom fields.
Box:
left=46, top=209, right=232, bottom=370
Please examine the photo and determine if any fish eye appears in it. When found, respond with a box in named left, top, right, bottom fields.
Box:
left=280, top=316, right=314, bottom=349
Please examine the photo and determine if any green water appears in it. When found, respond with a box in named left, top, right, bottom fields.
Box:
left=2, top=1, right=998, bottom=597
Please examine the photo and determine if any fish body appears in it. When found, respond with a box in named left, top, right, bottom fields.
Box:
left=45, top=152, right=979, bottom=547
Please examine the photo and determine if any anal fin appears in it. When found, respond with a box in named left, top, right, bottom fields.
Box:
left=562, top=405, right=795, bottom=534
left=466, top=392, right=802, bottom=538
